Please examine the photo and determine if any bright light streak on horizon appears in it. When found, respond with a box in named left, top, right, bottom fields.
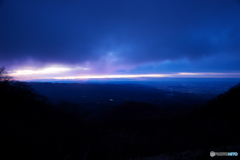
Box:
left=8, top=70, right=240, bottom=81
left=52, top=72, right=240, bottom=80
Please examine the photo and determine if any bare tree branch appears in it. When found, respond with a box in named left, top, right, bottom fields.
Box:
left=0, top=66, right=13, bottom=82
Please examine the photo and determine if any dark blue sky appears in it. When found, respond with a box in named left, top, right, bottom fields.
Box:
left=0, top=0, right=240, bottom=80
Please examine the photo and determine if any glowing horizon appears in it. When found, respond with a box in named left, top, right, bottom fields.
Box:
left=51, top=72, right=240, bottom=79
left=5, top=66, right=240, bottom=81
left=9, top=72, right=240, bottom=81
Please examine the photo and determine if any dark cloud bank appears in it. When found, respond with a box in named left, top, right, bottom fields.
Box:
left=0, top=0, right=240, bottom=72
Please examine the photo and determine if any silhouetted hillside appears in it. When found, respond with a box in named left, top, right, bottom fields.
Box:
left=179, top=83, right=240, bottom=150
left=0, top=80, right=88, bottom=159
left=189, top=82, right=240, bottom=120
left=0, top=81, right=48, bottom=113
left=1, top=76, right=240, bottom=159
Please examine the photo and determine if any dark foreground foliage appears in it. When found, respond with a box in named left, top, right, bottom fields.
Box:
left=1, top=75, right=240, bottom=159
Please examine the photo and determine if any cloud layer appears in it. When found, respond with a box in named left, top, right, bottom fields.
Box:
left=1, top=0, right=240, bottom=75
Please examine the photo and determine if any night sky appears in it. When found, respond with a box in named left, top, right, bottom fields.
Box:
left=1, top=0, right=240, bottom=80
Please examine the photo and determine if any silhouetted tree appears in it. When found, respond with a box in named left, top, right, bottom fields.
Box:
left=0, top=66, right=12, bottom=82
